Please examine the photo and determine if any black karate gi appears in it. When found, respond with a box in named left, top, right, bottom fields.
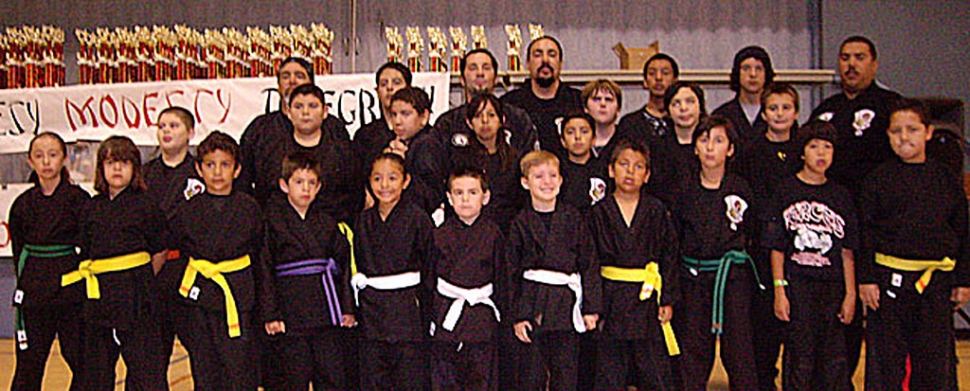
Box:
left=238, top=114, right=361, bottom=223
left=78, top=187, right=170, bottom=390
left=857, top=159, right=968, bottom=390
left=648, top=134, right=696, bottom=203
left=353, top=201, right=434, bottom=390
left=401, top=125, right=450, bottom=216
left=444, top=136, right=527, bottom=232
left=810, top=84, right=901, bottom=196
left=429, top=217, right=504, bottom=391
left=811, top=83, right=901, bottom=374
left=712, top=98, right=768, bottom=148
left=143, top=154, right=204, bottom=379
left=8, top=182, right=89, bottom=391
left=617, top=105, right=672, bottom=147
left=589, top=194, right=680, bottom=390
left=765, top=175, right=858, bottom=391
left=669, top=173, right=758, bottom=391
left=500, top=81, right=582, bottom=157
left=505, top=203, right=602, bottom=391
left=171, top=191, right=263, bottom=390
left=559, top=158, right=609, bottom=215
left=433, top=100, right=538, bottom=158
left=735, top=132, right=800, bottom=390
left=260, top=195, right=353, bottom=389
left=354, top=118, right=395, bottom=172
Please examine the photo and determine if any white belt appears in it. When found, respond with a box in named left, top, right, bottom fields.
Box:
left=522, top=269, right=586, bottom=333
left=436, top=277, right=500, bottom=332
left=351, top=271, right=421, bottom=306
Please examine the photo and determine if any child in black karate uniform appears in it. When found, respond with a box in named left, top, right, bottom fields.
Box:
left=353, top=153, right=434, bottom=390
left=507, top=150, right=601, bottom=391
left=859, top=100, right=970, bottom=390
left=260, top=151, right=355, bottom=389
left=64, top=135, right=169, bottom=390
left=143, top=106, right=204, bottom=380
left=170, top=132, right=262, bottom=390
left=444, top=93, right=527, bottom=231
left=384, top=87, right=448, bottom=218
left=558, top=112, right=609, bottom=214
left=766, top=122, right=857, bottom=390
left=9, top=132, right=89, bottom=390
left=590, top=139, right=680, bottom=390
left=669, top=116, right=760, bottom=390
left=429, top=167, right=504, bottom=390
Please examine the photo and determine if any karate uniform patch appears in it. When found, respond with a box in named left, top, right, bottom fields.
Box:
left=183, top=178, right=205, bottom=200
left=588, top=177, right=607, bottom=205
left=853, top=109, right=875, bottom=136
left=724, top=195, right=748, bottom=231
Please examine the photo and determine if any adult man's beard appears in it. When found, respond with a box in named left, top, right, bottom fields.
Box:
left=535, top=76, right=555, bottom=88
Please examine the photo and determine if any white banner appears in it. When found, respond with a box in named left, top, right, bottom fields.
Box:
left=0, top=73, right=450, bottom=154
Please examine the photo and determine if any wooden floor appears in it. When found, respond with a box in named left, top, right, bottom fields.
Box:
left=1, top=339, right=969, bottom=390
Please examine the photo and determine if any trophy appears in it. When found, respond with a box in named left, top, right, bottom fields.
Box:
left=270, top=25, right=293, bottom=75
left=427, top=27, right=447, bottom=72
left=247, top=27, right=272, bottom=77
left=448, top=27, right=466, bottom=72
left=405, top=27, right=423, bottom=73
left=0, top=34, right=8, bottom=89
left=529, top=24, right=545, bottom=41
left=134, top=26, right=154, bottom=82
left=385, top=27, right=403, bottom=64
left=505, top=24, right=522, bottom=72
left=310, top=23, right=334, bottom=75
left=205, top=29, right=227, bottom=79
left=471, top=25, right=487, bottom=50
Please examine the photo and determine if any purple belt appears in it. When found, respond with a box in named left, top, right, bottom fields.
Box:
left=275, top=259, right=343, bottom=326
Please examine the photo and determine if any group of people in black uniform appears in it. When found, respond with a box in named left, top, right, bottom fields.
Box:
left=8, top=32, right=968, bottom=391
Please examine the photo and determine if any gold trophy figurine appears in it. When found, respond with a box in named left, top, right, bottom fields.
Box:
left=385, top=27, right=403, bottom=64
left=528, top=24, right=545, bottom=41
left=505, top=24, right=522, bottom=72
left=448, top=27, right=466, bottom=72
left=405, top=26, right=423, bottom=73
left=471, top=25, right=487, bottom=50
left=427, top=27, right=447, bottom=72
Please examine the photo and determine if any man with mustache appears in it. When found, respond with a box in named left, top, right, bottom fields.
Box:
left=433, top=49, right=538, bottom=158
left=501, top=35, right=583, bottom=157
left=810, top=35, right=901, bottom=380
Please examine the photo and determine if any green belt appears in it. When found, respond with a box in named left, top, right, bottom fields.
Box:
left=15, top=244, right=76, bottom=350
left=683, top=250, right=763, bottom=335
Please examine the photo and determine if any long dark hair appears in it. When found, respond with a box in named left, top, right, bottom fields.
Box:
left=464, top=93, right=517, bottom=173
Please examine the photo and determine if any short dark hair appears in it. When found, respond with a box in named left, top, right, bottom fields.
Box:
left=460, top=49, right=499, bottom=75
left=609, top=138, right=651, bottom=171
left=560, top=112, right=596, bottom=138
left=390, top=87, right=431, bottom=114
left=278, top=57, right=315, bottom=84
left=288, top=83, right=326, bottom=106
left=448, top=165, right=490, bottom=193
left=158, top=106, right=195, bottom=129
left=692, top=115, right=738, bottom=151
left=196, top=131, right=239, bottom=166
left=663, top=81, right=707, bottom=116
left=281, top=150, right=322, bottom=182
left=643, top=53, right=680, bottom=79
left=375, top=61, right=413, bottom=86
left=95, top=136, right=145, bottom=194
left=890, top=98, right=932, bottom=126
left=370, top=152, right=407, bottom=177
left=729, top=46, right=775, bottom=93
left=795, top=120, right=839, bottom=154
left=840, top=36, right=878, bottom=60
left=526, top=36, right=563, bottom=61
left=760, top=82, right=800, bottom=113
left=465, top=93, right=505, bottom=124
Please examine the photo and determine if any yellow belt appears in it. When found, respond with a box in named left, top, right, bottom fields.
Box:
left=875, top=253, right=955, bottom=294
left=179, top=255, right=252, bottom=338
left=601, top=263, right=680, bottom=356
left=61, top=252, right=152, bottom=299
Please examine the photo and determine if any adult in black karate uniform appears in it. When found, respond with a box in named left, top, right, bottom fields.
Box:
left=712, top=46, right=774, bottom=148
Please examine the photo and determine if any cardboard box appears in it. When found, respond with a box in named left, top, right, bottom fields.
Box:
left=612, top=41, right=660, bottom=70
